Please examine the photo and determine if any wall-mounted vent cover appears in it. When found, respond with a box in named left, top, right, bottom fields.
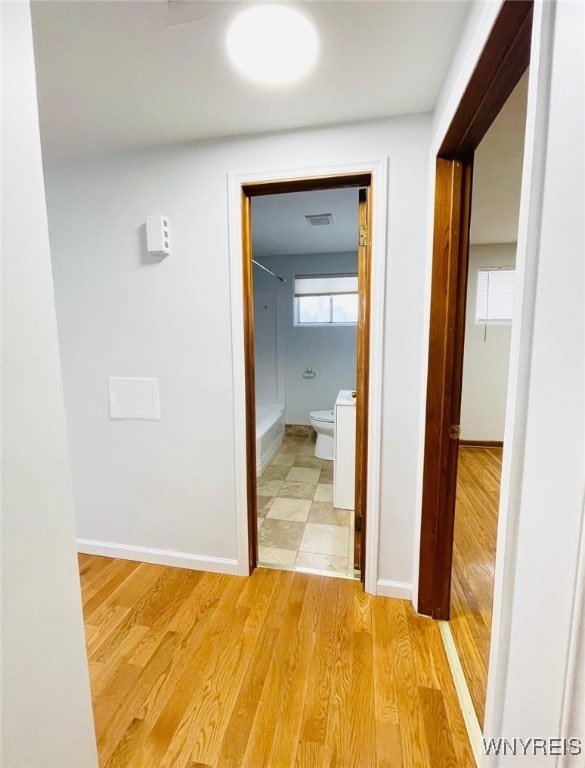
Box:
left=305, top=213, right=334, bottom=226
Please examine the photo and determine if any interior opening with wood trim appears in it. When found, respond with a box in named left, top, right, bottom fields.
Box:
left=241, top=175, right=372, bottom=583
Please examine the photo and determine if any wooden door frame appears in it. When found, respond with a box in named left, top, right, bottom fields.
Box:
left=418, top=0, right=533, bottom=619
left=228, top=158, right=388, bottom=594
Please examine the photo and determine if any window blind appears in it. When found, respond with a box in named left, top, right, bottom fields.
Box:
left=294, top=274, right=358, bottom=296
left=476, top=267, right=515, bottom=324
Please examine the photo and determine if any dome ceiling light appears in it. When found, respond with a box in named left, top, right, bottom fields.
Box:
left=226, top=4, right=319, bottom=86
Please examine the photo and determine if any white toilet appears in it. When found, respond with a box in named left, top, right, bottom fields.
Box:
left=309, top=409, right=335, bottom=461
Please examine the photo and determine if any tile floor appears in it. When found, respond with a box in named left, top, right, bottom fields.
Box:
left=257, top=433, right=357, bottom=578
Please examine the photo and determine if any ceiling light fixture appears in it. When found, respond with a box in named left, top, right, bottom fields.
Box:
left=226, top=4, right=319, bottom=86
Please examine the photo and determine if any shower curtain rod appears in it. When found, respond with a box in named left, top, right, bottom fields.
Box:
left=252, top=259, right=286, bottom=283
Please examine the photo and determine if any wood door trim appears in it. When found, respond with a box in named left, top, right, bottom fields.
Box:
left=241, top=192, right=258, bottom=571
left=418, top=158, right=472, bottom=618
left=354, top=187, right=371, bottom=574
left=241, top=172, right=372, bottom=579
left=440, top=1, right=533, bottom=157
left=242, top=173, right=372, bottom=197
left=418, top=0, right=533, bottom=619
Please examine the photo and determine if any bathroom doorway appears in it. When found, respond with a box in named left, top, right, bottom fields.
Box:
left=240, top=174, right=373, bottom=581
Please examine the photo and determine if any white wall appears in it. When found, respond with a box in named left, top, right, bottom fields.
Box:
left=460, top=244, right=516, bottom=442
left=254, top=252, right=358, bottom=425
left=1, top=3, right=98, bottom=766
left=44, top=114, right=431, bottom=588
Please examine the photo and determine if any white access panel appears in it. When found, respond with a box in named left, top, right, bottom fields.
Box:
left=334, top=390, right=356, bottom=510
left=108, top=377, right=160, bottom=420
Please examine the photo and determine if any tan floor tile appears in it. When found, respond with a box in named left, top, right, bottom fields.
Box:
left=295, top=551, right=349, bottom=573
left=267, top=497, right=312, bottom=522
left=258, top=546, right=297, bottom=566
left=282, top=437, right=305, bottom=448
left=286, top=467, right=321, bottom=484
left=256, top=495, right=275, bottom=518
left=299, top=523, right=349, bottom=557
left=260, top=465, right=290, bottom=481
left=293, top=456, right=326, bottom=470
left=272, top=453, right=296, bottom=467
left=258, top=518, right=305, bottom=550
left=308, top=501, right=351, bottom=527
left=314, top=483, right=334, bottom=502
left=319, top=466, right=334, bottom=484
left=299, top=444, right=317, bottom=455
left=257, top=479, right=283, bottom=496
left=277, top=481, right=317, bottom=500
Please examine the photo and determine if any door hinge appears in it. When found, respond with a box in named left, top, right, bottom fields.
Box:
left=355, top=516, right=363, bottom=532
left=449, top=424, right=461, bottom=440
left=359, top=225, right=368, bottom=246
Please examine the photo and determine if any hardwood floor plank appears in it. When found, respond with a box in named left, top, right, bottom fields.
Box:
left=239, top=573, right=310, bottom=768
left=217, top=571, right=295, bottom=768
left=388, top=599, right=430, bottom=767
left=139, top=576, right=244, bottom=768
left=184, top=570, right=285, bottom=767
left=322, top=573, right=353, bottom=768
left=97, top=630, right=182, bottom=765
left=266, top=576, right=324, bottom=768
left=372, top=595, right=403, bottom=768
left=347, top=628, right=376, bottom=767
left=296, top=578, right=340, bottom=755
left=420, top=686, right=458, bottom=768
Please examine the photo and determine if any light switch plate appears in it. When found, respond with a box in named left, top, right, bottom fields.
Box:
left=108, top=377, right=160, bottom=420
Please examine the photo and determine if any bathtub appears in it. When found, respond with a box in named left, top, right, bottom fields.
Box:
left=256, top=404, right=284, bottom=476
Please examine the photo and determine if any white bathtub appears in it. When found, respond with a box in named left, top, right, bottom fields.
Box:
left=256, top=404, right=284, bottom=476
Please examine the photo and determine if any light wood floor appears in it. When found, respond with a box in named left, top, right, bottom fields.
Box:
left=450, top=446, right=502, bottom=728
left=79, top=554, right=475, bottom=767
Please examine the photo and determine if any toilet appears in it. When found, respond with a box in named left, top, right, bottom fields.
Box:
left=309, top=409, right=335, bottom=460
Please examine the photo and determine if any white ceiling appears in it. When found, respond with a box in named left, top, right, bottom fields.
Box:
left=252, top=188, right=359, bottom=258
left=30, top=0, right=472, bottom=159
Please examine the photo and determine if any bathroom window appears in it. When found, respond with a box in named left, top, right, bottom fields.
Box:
left=294, top=274, right=358, bottom=326
left=475, top=267, right=516, bottom=324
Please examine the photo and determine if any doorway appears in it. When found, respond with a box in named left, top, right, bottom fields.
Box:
left=242, top=177, right=371, bottom=581
left=449, top=72, right=529, bottom=727
left=418, top=0, right=533, bottom=621
left=250, top=187, right=361, bottom=577
left=227, top=156, right=388, bottom=594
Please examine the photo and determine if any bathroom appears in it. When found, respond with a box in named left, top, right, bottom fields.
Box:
left=252, top=188, right=359, bottom=577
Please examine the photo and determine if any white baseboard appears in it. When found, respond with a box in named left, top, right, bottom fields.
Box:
left=376, top=578, right=413, bottom=600
left=77, top=539, right=239, bottom=576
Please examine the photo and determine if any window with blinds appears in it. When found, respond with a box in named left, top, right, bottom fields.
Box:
left=294, top=274, right=358, bottom=325
left=475, top=267, right=516, bottom=324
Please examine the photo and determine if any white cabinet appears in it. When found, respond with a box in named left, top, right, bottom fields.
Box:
left=334, top=390, right=356, bottom=510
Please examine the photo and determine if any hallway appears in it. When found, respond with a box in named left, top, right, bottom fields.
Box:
left=79, top=554, right=474, bottom=767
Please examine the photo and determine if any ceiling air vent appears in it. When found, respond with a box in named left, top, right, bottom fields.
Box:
left=305, top=213, right=334, bottom=226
